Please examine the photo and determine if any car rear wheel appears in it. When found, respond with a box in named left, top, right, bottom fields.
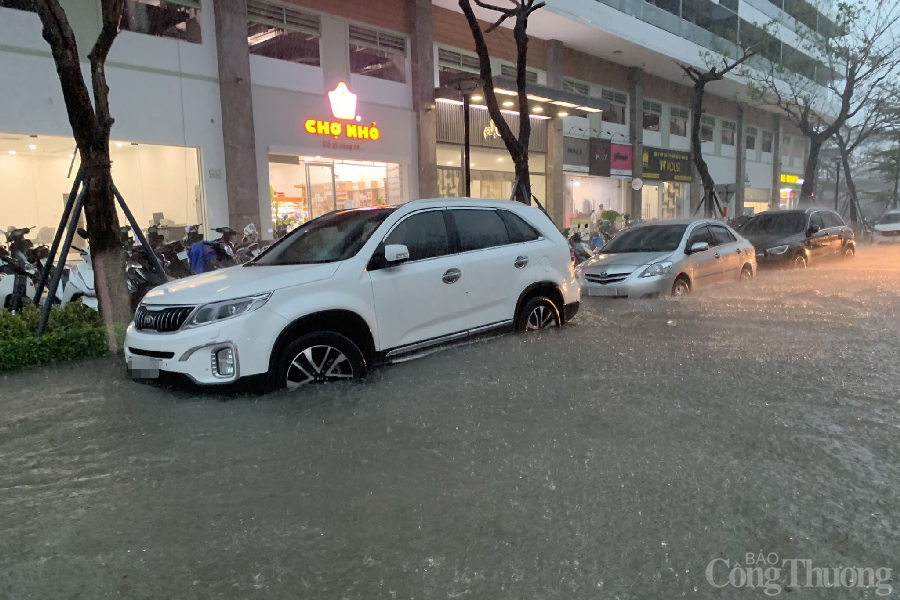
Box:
left=517, top=296, right=560, bottom=331
left=843, top=245, right=855, bottom=259
left=793, top=254, right=807, bottom=269
left=740, top=266, right=753, bottom=281
left=671, top=277, right=691, bottom=297
left=277, top=332, right=366, bottom=390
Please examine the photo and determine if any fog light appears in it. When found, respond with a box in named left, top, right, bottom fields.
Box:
left=212, top=347, right=235, bottom=377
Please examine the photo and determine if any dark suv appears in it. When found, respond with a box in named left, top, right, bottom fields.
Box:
left=739, top=208, right=855, bottom=269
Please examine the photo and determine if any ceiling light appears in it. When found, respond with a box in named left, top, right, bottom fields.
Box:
left=471, top=95, right=483, bottom=101
left=532, top=106, right=544, bottom=113
left=116, top=142, right=123, bottom=147
left=470, top=162, right=475, bottom=167
left=315, top=156, right=322, bottom=159
left=502, top=101, right=515, bottom=107
left=497, top=157, right=503, bottom=161
left=574, top=181, right=581, bottom=187
left=447, top=160, right=454, bottom=165
left=8, top=150, right=15, bottom=155
left=558, top=111, right=569, bottom=117
left=68, top=154, right=74, bottom=158
left=28, top=144, right=36, bottom=150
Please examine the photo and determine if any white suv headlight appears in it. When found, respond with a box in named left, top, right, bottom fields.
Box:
left=766, top=245, right=789, bottom=255
left=639, top=261, right=673, bottom=278
left=184, top=292, right=272, bottom=329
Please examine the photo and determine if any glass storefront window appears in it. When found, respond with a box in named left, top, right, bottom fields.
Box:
left=565, top=174, right=627, bottom=228
left=436, top=144, right=546, bottom=203
left=0, top=133, right=203, bottom=245
left=121, top=0, right=202, bottom=44
left=268, top=155, right=408, bottom=229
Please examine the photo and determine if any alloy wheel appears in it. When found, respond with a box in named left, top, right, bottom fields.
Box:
left=794, top=255, right=807, bottom=269
left=845, top=247, right=855, bottom=259
left=286, top=345, right=354, bottom=388
left=672, top=280, right=690, bottom=296
left=741, top=268, right=753, bottom=281
left=525, top=305, right=558, bottom=331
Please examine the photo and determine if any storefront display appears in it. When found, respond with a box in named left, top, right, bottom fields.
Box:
left=638, top=147, right=691, bottom=220
left=269, top=155, right=404, bottom=227
left=0, top=133, right=203, bottom=244
left=436, top=144, right=546, bottom=202
left=779, top=173, right=803, bottom=209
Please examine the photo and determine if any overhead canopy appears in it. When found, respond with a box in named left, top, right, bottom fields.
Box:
left=435, top=75, right=610, bottom=118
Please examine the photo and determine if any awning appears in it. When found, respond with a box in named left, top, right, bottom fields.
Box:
left=435, top=75, right=610, bottom=118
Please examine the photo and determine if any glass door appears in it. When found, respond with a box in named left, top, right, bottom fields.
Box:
left=306, top=162, right=336, bottom=219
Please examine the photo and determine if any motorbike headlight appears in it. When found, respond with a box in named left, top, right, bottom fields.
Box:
left=639, top=261, right=673, bottom=278
left=184, top=292, right=272, bottom=329
left=766, top=245, right=789, bottom=255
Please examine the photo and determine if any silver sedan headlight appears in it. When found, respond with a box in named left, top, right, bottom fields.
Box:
left=766, top=245, right=789, bottom=255
left=639, top=261, right=673, bottom=278
left=184, top=292, right=272, bottom=329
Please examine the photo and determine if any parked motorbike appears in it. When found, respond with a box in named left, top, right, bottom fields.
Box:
left=53, top=228, right=99, bottom=309
left=234, top=223, right=261, bottom=263
left=0, top=228, right=39, bottom=311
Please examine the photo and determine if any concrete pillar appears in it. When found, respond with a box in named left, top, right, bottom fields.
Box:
left=734, top=102, right=747, bottom=217
left=213, top=0, right=261, bottom=231
left=320, top=16, right=352, bottom=91
left=408, top=0, right=437, bottom=200
left=545, top=39, right=566, bottom=227
left=771, top=114, right=782, bottom=209
left=627, top=67, right=644, bottom=220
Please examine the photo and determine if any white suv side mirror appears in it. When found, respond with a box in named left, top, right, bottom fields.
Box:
left=384, top=244, right=410, bottom=264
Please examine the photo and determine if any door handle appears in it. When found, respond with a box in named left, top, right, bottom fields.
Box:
left=442, top=268, right=462, bottom=284
left=514, top=255, right=529, bottom=268
left=735, top=248, right=742, bottom=254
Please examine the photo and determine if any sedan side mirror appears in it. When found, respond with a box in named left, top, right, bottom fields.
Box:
left=807, top=225, right=820, bottom=236
left=384, top=244, right=410, bottom=265
left=689, top=241, right=709, bottom=254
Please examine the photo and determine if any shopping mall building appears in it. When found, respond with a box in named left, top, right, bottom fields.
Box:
left=0, top=0, right=833, bottom=241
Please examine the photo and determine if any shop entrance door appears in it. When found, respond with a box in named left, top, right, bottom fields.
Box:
left=306, top=163, right=336, bottom=219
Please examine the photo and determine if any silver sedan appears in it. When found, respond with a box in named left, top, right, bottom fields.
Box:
left=577, top=219, right=757, bottom=298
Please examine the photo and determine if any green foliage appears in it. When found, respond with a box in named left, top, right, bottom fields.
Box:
left=0, top=302, right=108, bottom=371
left=601, top=210, right=621, bottom=224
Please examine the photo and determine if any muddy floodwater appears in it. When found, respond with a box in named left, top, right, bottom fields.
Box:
left=2, top=247, right=900, bottom=599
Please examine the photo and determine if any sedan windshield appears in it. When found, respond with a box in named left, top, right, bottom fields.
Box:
left=879, top=212, right=900, bottom=225
left=602, top=224, right=688, bottom=253
left=254, top=208, right=395, bottom=266
left=740, top=213, right=806, bottom=236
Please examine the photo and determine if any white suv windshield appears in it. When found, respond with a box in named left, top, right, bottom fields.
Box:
left=254, top=208, right=395, bottom=266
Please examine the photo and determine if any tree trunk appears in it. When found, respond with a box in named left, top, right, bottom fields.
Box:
left=799, top=136, right=822, bottom=205
left=835, top=136, right=860, bottom=225
left=688, top=81, right=716, bottom=217
left=512, top=11, right=530, bottom=204
left=514, top=159, right=531, bottom=203
left=82, top=155, right=131, bottom=349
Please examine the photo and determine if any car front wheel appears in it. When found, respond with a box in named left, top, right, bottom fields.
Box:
left=843, top=245, right=855, bottom=259
left=671, top=277, right=691, bottom=296
left=277, top=332, right=366, bottom=390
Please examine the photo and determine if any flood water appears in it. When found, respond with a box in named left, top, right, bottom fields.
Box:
left=2, top=246, right=900, bottom=598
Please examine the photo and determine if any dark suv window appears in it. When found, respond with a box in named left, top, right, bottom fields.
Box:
left=498, top=210, right=541, bottom=243
left=710, top=224, right=737, bottom=245
left=823, top=212, right=844, bottom=228
left=452, top=209, right=511, bottom=252
left=384, top=210, right=450, bottom=261
left=688, top=224, right=715, bottom=248
left=809, top=212, right=826, bottom=232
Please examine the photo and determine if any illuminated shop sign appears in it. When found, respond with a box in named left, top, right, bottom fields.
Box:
left=780, top=173, right=804, bottom=185
left=304, top=82, right=381, bottom=144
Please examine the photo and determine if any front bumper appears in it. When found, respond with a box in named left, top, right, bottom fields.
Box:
left=754, top=250, right=795, bottom=266
left=874, top=231, right=900, bottom=244
left=124, top=307, right=288, bottom=385
left=579, top=273, right=675, bottom=299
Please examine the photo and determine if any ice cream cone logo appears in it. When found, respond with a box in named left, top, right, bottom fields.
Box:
left=328, top=82, right=358, bottom=120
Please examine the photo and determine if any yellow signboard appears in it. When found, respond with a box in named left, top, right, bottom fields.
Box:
left=780, top=173, right=801, bottom=185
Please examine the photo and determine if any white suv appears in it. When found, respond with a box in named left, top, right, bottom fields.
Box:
left=125, top=199, right=580, bottom=389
